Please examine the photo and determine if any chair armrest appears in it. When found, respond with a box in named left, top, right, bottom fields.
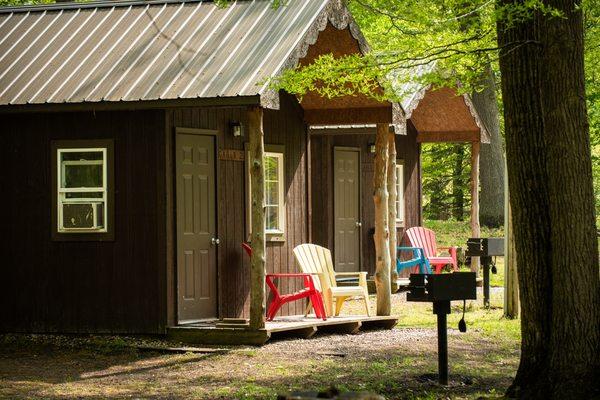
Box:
left=334, top=272, right=368, bottom=290
left=397, top=247, right=426, bottom=259
left=266, top=273, right=322, bottom=292
left=267, top=273, right=315, bottom=278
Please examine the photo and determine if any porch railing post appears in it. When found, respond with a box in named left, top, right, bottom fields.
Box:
left=470, top=141, right=481, bottom=274
left=248, top=106, right=266, bottom=330
left=374, top=123, right=391, bottom=316
left=387, top=127, right=398, bottom=290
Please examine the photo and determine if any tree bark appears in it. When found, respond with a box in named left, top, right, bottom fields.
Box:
left=470, top=142, right=481, bottom=274
left=539, top=0, right=600, bottom=395
left=473, top=64, right=506, bottom=228
left=498, top=0, right=600, bottom=397
left=387, top=129, right=398, bottom=288
left=248, top=106, right=266, bottom=331
left=373, top=123, right=391, bottom=316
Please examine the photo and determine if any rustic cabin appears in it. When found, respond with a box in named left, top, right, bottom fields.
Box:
left=0, top=0, right=488, bottom=344
left=310, top=81, right=490, bottom=279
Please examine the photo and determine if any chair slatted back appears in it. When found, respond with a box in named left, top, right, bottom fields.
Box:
left=293, top=244, right=337, bottom=292
left=405, top=227, right=438, bottom=258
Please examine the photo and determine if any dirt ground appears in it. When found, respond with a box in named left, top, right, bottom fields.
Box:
left=0, top=291, right=520, bottom=399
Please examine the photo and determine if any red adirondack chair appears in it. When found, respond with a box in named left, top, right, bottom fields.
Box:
left=241, top=243, right=327, bottom=321
left=404, top=227, right=458, bottom=274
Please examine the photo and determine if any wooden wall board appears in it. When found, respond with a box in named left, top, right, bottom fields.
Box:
left=0, top=109, right=167, bottom=334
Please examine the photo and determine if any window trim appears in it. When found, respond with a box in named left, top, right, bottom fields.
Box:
left=395, top=160, right=405, bottom=227
left=51, top=139, right=115, bottom=241
left=245, top=144, right=286, bottom=241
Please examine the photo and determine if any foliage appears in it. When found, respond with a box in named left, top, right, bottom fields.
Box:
left=270, top=0, right=567, bottom=100
left=421, top=144, right=471, bottom=220
left=0, top=0, right=50, bottom=6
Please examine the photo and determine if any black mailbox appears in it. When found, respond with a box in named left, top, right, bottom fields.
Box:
left=407, top=272, right=477, bottom=302
left=406, top=272, right=477, bottom=385
left=466, top=237, right=504, bottom=257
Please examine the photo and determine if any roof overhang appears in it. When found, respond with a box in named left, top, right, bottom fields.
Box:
left=405, top=86, right=490, bottom=143
left=279, top=3, right=404, bottom=132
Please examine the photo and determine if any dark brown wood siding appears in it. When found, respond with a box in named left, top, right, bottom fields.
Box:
left=165, top=93, right=308, bottom=320
left=310, top=121, right=422, bottom=275
left=0, top=110, right=167, bottom=334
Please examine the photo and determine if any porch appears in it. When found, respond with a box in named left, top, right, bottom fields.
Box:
left=168, top=314, right=398, bottom=346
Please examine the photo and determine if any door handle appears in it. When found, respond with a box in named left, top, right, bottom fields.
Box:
left=355, top=221, right=362, bottom=228
left=211, top=237, right=220, bottom=245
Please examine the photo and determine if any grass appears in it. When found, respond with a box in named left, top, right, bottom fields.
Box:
left=423, top=219, right=504, bottom=250
left=1, top=291, right=520, bottom=400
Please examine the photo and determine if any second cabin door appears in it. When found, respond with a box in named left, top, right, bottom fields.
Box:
left=176, top=131, right=217, bottom=322
left=333, top=148, right=361, bottom=272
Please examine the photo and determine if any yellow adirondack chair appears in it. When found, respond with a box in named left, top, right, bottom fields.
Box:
left=293, top=244, right=371, bottom=317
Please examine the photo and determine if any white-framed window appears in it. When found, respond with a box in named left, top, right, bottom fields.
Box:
left=396, top=161, right=405, bottom=225
left=57, top=148, right=108, bottom=233
left=263, top=152, right=285, bottom=234
left=246, top=146, right=286, bottom=237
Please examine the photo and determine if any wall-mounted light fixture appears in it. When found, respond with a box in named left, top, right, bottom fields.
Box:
left=368, top=143, right=376, bottom=153
left=230, top=121, right=244, bottom=137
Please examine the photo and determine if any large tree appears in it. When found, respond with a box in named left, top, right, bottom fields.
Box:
left=497, top=0, right=600, bottom=397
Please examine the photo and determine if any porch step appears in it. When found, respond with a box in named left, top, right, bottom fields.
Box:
left=215, top=318, right=250, bottom=329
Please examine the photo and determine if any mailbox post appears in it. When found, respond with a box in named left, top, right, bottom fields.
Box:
left=406, top=272, right=477, bottom=385
left=466, top=238, right=504, bottom=307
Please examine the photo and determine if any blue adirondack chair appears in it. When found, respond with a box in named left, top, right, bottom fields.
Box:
left=396, top=247, right=432, bottom=275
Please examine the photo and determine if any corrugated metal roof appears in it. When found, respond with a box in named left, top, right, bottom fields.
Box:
left=0, top=0, right=328, bottom=106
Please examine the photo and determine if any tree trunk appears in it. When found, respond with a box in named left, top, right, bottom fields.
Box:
left=373, top=123, right=391, bottom=316
left=451, top=144, right=465, bottom=221
left=248, top=106, right=266, bottom=331
left=470, top=142, right=481, bottom=274
left=473, top=64, right=505, bottom=228
left=387, top=129, right=398, bottom=288
left=498, top=0, right=600, bottom=398
left=539, top=0, right=600, bottom=395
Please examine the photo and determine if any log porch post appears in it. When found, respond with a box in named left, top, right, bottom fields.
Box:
left=470, top=141, right=481, bottom=274
left=387, top=128, right=398, bottom=289
left=248, top=106, right=266, bottom=330
left=374, top=123, right=391, bottom=315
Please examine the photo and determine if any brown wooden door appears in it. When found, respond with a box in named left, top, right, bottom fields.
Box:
left=176, top=132, right=217, bottom=322
left=333, top=148, right=361, bottom=272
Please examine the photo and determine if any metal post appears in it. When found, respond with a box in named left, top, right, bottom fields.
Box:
left=433, top=300, right=451, bottom=385
left=437, top=312, right=448, bottom=385
left=482, top=255, right=491, bottom=308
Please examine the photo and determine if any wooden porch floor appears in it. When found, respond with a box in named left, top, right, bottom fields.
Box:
left=167, top=315, right=398, bottom=346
